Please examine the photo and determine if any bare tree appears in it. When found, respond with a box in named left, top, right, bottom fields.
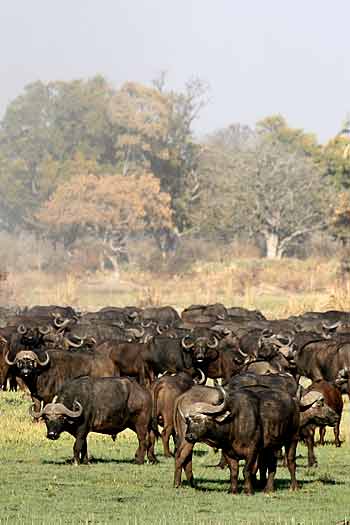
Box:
left=230, top=142, right=334, bottom=258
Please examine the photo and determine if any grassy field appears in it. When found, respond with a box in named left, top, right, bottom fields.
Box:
left=1, top=257, right=350, bottom=523
left=1, top=391, right=350, bottom=525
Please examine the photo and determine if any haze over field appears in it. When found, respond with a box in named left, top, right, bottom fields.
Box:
left=1, top=0, right=350, bottom=141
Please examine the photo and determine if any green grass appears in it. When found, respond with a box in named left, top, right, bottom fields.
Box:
left=1, top=392, right=350, bottom=524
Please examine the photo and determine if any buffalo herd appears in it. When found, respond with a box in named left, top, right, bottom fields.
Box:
left=1, top=302, right=349, bottom=493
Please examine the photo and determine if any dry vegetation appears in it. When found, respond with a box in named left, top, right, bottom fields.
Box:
left=1, top=249, right=349, bottom=318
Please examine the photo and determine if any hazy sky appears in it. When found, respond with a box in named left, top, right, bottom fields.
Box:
left=1, top=0, right=350, bottom=142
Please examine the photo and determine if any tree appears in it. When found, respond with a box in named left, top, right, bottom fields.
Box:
left=231, top=142, right=333, bottom=258
left=329, top=192, right=350, bottom=245
left=195, top=135, right=333, bottom=258
left=0, top=77, right=117, bottom=231
left=321, top=117, right=350, bottom=189
left=108, top=78, right=207, bottom=232
left=257, top=114, right=320, bottom=157
left=36, top=172, right=173, bottom=272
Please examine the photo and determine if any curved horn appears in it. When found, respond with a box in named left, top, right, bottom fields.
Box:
left=60, top=401, right=83, bottom=418
left=141, top=320, right=152, bottom=328
left=64, top=336, right=84, bottom=348
left=322, top=321, right=341, bottom=330
left=29, top=404, right=44, bottom=419
left=126, top=327, right=145, bottom=339
left=156, top=324, right=164, bottom=335
left=54, top=317, right=71, bottom=328
left=237, top=347, right=248, bottom=358
left=207, top=335, right=218, bottom=349
left=192, top=387, right=227, bottom=415
left=194, top=368, right=206, bottom=385
left=181, top=335, right=194, bottom=350
left=38, top=325, right=51, bottom=335
left=4, top=351, right=16, bottom=366
left=17, top=324, right=27, bottom=335
left=216, top=313, right=225, bottom=320
left=37, top=351, right=50, bottom=367
left=276, top=333, right=293, bottom=346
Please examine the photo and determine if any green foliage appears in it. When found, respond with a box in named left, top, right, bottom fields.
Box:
left=257, top=114, right=320, bottom=157
left=0, top=75, right=205, bottom=235
left=195, top=117, right=333, bottom=258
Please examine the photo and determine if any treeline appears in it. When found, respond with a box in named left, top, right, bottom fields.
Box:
left=1, top=75, right=350, bottom=271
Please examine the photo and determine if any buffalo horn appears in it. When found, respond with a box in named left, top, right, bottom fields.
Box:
left=156, top=324, right=164, bottom=335
left=65, top=336, right=84, bottom=348
left=60, top=401, right=83, bottom=418
left=29, top=404, right=44, bottom=419
left=194, top=368, right=206, bottom=385
left=54, top=317, right=71, bottom=328
left=37, top=352, right=50, bottom=367
left=17, top=324, right=27, bottom=335
left=207, top=336, right=218, bottom=349
left=4, top=351, right=16, bottom=366
left=126, top=327, right=145, bottom=339
left=39, top=325, right=51, bottom=335
left=322, top=321, right=341, bottom=330
left=192, top=386, right=227, bottom=415
left=181, top=335, right=194, bottom=350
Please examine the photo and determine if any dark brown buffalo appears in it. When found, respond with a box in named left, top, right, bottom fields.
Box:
left=174, top=385, right=262, bottom=494
left=181, top=329, right=248, bottom=383
left=97, top=337, right=196, bottom=385
left=5, top=348, right=117, bottom=409
left=138, top=306, right=181, bottom=326
left=31, top=376, right=158, bottom=465
left=181, top=303, right=228, bottom=325
left=96, top=341, right=150, bottom=385
left=293, top=338, right=350, bottom=395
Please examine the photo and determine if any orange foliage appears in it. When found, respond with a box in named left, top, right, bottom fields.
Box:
left=37, top=172, right=173, bottom=237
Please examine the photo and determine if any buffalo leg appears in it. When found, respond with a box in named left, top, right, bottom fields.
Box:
left=334, top=420, right=341, bottom=447
left=305, top=429, right=317, bottom=467
left=80, top=439, right=89, bottom=464
left=243, top=449, right=259, bottom=495
left=146, top=432, right=158, bottom=464
left=223, top=452, right=239, bottom=494
left=161, top=424, right=174, bottom=458
left=134, top=424, right=147, bottom=464
left=73, top=434, right=88, bottom=465
left=285, top=440, right=298, bottom=491
left=263, top=451, right=277, bottom=493
left=174, top=441, right=194, bottom=488
left=319, top=426, right=326, bottom=446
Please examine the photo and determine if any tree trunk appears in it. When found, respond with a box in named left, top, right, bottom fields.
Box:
left=265, top=232, right=282, bottom=259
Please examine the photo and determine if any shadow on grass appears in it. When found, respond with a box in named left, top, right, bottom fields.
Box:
left=193, top=449, right=208, bottom=457
left=42, top=457, right=142, bottom=465
left=186, top=475, right=345, bottom=493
